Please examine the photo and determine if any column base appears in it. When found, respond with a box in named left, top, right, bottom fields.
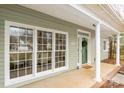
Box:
left=116, top=64, right=121, bottom=67
left=96, top=77, right=102, bottom=82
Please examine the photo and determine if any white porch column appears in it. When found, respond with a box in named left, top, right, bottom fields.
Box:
left=95, top=22, right=102, bottom=82
left=116, top=33, right=120, bottom=66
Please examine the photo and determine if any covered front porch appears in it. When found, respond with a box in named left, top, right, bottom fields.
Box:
left=19, top=5, right=121, bottom=87
left=21, top=63, right=119, bottom=88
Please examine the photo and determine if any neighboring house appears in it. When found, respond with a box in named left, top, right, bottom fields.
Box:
left=0, top=4, right=122, bottom=87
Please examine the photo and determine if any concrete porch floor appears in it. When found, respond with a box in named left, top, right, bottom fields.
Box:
left=21, top=63, right=119, bottom=88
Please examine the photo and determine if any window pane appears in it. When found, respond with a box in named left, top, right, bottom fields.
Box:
left=26, top=60, right=32, bottom=67
left=26, top=53, right=32, bottom=60
left=27, top=37, right=33, bottom=45
left=19, top=53, right=25, bottom=61
left=43, top=52, right=47, bottom=58
left=27, top=44, right=33, bottom=51
left=47, top=44, right=52, bottom=50
left=10, top=26, right=19, bottom=36
left=19, top=36, right=26, bottom=45
left=48, top=52, right=51, bottom=58
left=48, top=63, right=52, bottom=70
left=48, top=58, right=52, bottom=64
left=27, top=29, right=33, bottom=36
left=10, top=62, right=18, bottom=70
left=43, top=32, right=47, bottom=38
left=18, top=61, right=26, bottom=77
left=10, top=53, right=18, bottom=61
left=37, top=59, right=42, bottom=65
left=43, top=38, right=47, bottom=44
left=43, top=45, right=47, bottom=50
left=27, top=67, right=32, bottom=75
left=19, top=28, right=27, bottom=36
left=10, top=36, right=18, bottom=43
left=43, top=65, right=47, bottom=71
left=37, top=52, right=43, bottom=59
left=10, top=44, right=18, bottom=52
left=47, top=32, right=52, bottom=39
left=19, top=68, right=25, bottom=77
left=19, top=61, right=25, bottom=69
left=38, top=38, right=42, bottom=44
left=38, top=45, right=42, bottom=51
left=37, top=30, right=42, bottom=37
left=63, top=40, right=66, bottom=45
left=10, top=70, right=18, bottom=79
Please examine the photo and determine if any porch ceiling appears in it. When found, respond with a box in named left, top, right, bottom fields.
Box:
left=80, top=4, right=124, bottom=32
left=21, top=4, right=97, bottom=30
left=100, top=24, right=117, bottom=38
left=21, top=4, right=119, bottom=36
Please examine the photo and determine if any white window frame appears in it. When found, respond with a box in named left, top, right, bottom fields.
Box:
left=103, top=39, right=109, bottom=52
left=4, top=21, right=69, bottom=87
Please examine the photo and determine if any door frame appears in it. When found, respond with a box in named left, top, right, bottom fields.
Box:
left=77, top=29, right=91, bottom=68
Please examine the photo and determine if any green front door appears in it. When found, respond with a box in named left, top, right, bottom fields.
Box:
left=82, top=38, right=88, bottom=64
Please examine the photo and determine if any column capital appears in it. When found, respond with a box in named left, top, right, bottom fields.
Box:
left=96, top=77, right=102, bottom=82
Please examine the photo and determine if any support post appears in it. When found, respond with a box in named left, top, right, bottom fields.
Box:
left=116, top=33, right=120, bottom=66
left=95, top=22, right=102, bottom=82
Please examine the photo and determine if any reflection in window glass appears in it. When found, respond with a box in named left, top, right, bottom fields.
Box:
left=9, top=26, right=33, bottom=79
left=37, top=30, right=52, bottom=73
left=55, top=33, right=66, bottom=68
left=10, top=53, right=18, bottom=62
left=9, top=26, right=67, bottom=79
left=10, top=44, right=18, bottom=52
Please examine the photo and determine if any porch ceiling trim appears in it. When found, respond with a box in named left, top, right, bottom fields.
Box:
left=70, top=4, right=120, bottom=34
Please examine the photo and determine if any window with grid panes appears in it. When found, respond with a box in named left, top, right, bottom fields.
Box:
left=7, top=21, right=67, bottom=83
left=55, top=33, right=66, bottom=68
left=37, top=30, right=52, bottom=72
left=9, top=26, right=33, bottom=79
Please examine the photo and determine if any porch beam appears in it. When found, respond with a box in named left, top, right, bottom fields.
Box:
left=95, top=22, right=102, bottom=82
left=116, top=33, right=120, bottom=66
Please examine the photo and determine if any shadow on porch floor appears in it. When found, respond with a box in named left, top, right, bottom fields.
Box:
left=21, top=63, right=119, bottom=88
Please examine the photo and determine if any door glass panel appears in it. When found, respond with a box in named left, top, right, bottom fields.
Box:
left=82, top=38, right=88, bottom=64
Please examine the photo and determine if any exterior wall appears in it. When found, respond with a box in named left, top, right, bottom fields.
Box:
left=0, top=5, right=93, bottom=87
left=90, top=31, right=109, bottom=63
left=90, top=31, right=95, bottom=64
left=0, top=20, right=4, bottom=87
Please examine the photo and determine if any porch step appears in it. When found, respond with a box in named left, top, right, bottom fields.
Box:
left=118, top=71, right=124, bottom=75
left=91, top=66, right=120, bottom=88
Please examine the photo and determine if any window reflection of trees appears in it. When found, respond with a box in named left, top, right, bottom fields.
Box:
left=9, top=26, right=33, bottom=79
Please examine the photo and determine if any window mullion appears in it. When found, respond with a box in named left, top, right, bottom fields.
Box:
left=52, top=32, right=55, bottom=71
left=33, top=28, right=37, bottom=75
